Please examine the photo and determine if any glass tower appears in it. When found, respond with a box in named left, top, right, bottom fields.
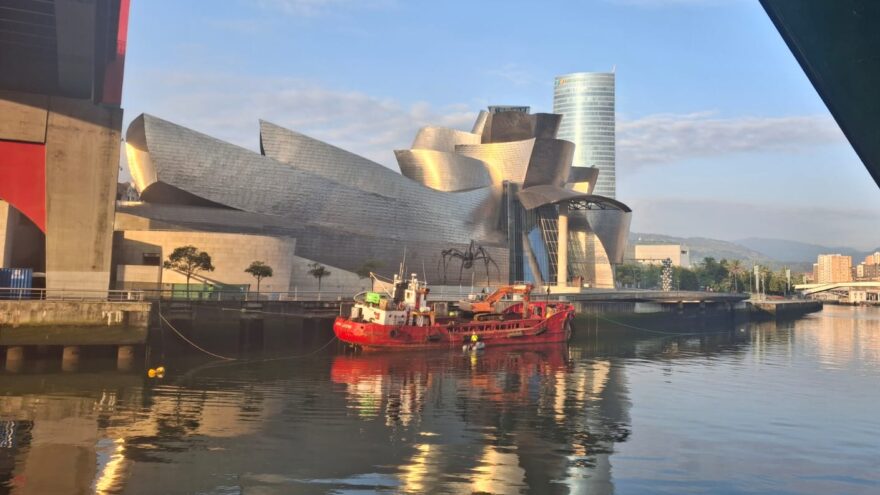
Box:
left=553, top=72, right=616, bottom=198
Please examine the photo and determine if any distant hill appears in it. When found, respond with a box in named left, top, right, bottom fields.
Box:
left=628, top=233, right=771, bottom=264
left=627, top=234, right=878, bottom=273
left=736, top=237, right=878, bottom=264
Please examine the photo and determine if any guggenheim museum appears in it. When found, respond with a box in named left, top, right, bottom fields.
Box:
left=115, top=107, right=632, bottom=293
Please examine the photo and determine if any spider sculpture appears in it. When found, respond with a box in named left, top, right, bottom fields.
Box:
left=439, top=240, right=499, bottom=285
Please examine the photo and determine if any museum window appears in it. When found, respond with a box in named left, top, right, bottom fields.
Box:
left=142, top=253, right=161, bottom=266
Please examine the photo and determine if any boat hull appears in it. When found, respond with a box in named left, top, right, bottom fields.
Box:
left=334, top=302, right=575, bottom=351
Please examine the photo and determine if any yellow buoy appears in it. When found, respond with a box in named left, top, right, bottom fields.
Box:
left=147, top=368, right=156, bottom=378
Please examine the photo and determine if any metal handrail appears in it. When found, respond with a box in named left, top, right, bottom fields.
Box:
left=0, top=287, right=146, bottom=301
left=0, top=285, right=502, bottom=303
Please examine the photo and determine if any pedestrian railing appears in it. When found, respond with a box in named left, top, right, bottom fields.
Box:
left=0, top=285, right=505, bottom=303
left=0, top=287, right=146, bottom=301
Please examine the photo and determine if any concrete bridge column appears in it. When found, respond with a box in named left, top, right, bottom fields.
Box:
left=5, top=346, right=24, bottom=372
left=61, top=345, right=80, bottom=372
left=557, top=203, right=569, bottom=287
left=117, top=345, right=135, bottom=370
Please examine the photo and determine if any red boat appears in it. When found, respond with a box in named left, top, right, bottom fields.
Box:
left=333, top=273, right=575, bottom=351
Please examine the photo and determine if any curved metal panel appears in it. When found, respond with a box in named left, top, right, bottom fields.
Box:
left=394, top=149, right=491, bottom=192
left=481, top=111, right=535, bottom=143
left=567, top=166, right=599, bottom=194
left=523, top=138, right=574, bottom=188
left=471, top=110, right=489, bottom=135
left=410, top=126, right=482, bottom=152
left=517, top=185, right=632, bottom=212
left=577, top=209, right=631, bottom=265
left=259, top=120, right=403, bottom=196
left=125, top=114, right=157, bottom=194
left=455, top=139, right=535, bottom=187
left=126, top=114, right=508, bottom=285
left=532, top=113, right=562, bottom=139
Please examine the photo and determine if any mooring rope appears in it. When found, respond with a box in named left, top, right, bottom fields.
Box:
left=218, top=307, right=340, bottom=317
left=155, top=298, right=340, bottom=364
left=593, top=313, right=742, bottom=337
left=158, top=312, right=238, bottom=361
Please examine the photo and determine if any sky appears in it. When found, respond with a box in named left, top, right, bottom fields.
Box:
left=121, top=0, right=880, bottom=250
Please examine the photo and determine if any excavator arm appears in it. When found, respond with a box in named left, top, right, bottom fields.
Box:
left=459, top=284, right=533, bottom=314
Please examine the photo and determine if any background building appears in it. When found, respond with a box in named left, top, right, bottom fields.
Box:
left=119, top=106, right=632, bottom=292
left=553, top=72, right=616, bottom=198
left=816, top=254, right=853, bottom=283
left=633, top=244, right=691, bottom=268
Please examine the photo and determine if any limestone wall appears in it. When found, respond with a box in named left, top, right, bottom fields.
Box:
left=115, top=230, right=296, bottom=293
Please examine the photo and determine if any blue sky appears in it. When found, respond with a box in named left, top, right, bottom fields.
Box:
left=122, top=0, right=880, bottom=249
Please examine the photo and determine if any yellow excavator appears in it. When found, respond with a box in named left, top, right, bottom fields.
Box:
left=457, top=283, right=533, bottom=319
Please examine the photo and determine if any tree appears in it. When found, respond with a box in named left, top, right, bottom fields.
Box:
left=308, top=262, right=331, bottom=291
left=245, top=261, right=273, bottom=292
left=355, top=259, right=383, bottom=280
left=675, top=266, right=700, bottom=291
left=163, top=245, right=214, bottom=299
left=728, top=259, right=744, bottom=292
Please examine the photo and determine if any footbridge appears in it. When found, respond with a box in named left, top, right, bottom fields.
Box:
left=794, top=281, right=880, bottom=295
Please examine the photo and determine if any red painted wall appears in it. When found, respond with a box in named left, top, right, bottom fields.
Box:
left=0, top=140, right=46, bottom=232
left=101, top=0, right=131, bottom=105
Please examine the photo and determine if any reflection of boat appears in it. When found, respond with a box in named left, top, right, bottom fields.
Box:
left=334, top=273, right=575, bottom=351
left=330, top=344, right=568, bottom=386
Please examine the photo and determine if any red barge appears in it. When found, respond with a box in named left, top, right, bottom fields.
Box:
left=333, top=273, right=575, bottom=351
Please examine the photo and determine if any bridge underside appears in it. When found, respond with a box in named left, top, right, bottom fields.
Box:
left=794, top=282, right=880, bottom=295
left=761, top=0, right=880, bottom=188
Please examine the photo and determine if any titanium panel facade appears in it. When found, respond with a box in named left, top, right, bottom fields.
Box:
left=571, top=209, right=631, bottom=265
left=123, top=104, right=632, bottom=290
left=554, top=72, right=616, bottom=198
left=126, top=114, right=507, bottom=284
left=455, top=139, right=536, bottom=187
left=567, top=167, right=599, bottom=194
left=523, top=139, right=574, bottom=188
left=410, top=126, right=482, bottom=153
left=394, top=149, right=491, bottom=192
left=481, top=111, right=536, bottom=143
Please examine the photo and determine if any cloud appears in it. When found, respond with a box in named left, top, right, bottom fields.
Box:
left=628, top=197, right=880, bottom=250
left=123, top=71, right=477, bottom=168
left=254, top=0, right=393, bottom=16
left=617, top=112, right=845, bottom=170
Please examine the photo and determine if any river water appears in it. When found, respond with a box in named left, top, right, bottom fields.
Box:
left=1, top=305, right=878, bottom=494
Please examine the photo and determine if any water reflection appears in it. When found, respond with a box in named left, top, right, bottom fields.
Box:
left=0, top=306, right=878, bottom=494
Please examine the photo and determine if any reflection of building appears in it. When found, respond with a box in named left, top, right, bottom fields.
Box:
left=553, top=72, right=616, bottom=198
left=816, top=254, right=853, bottom=283
left=120, top=107, right=631, bottom=290
left=0, top=1, right=130, bottom=292
left=633, top=244, right=691, bottom=268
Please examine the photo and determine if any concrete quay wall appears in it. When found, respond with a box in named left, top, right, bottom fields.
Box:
left=749, top=300, right=823, bottom=320
left=0, top=300, right=150, bottom=346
